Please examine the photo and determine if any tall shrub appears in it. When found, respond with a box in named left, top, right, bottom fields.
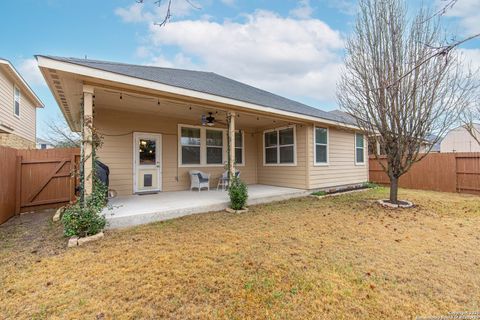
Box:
left=228, top=178, right=248, bottom=210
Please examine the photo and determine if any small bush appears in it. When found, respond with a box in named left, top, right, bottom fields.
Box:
left=62, top=203, right=106, bottom=237
left=311, top=190, right=327, bottom=196
left=363, top=182, right=380, bottom=189
left=228, top=177, right=248, bottom=210
left=62, top=179, right=107, bottom=237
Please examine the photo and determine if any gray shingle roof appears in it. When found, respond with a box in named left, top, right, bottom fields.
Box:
left=41, top=56, right=354, bottom=125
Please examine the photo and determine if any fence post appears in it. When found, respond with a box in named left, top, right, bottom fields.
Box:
left=15, top=155, right=22, bottom=214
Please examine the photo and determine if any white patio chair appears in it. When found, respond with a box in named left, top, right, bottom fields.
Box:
left=216, top=170, right=240, bottom=191
left=189, top=170, right=211, bottom=191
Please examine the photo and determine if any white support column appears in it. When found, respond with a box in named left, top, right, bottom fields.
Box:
left=83, top=85, right=94, bottom=196
left=228, top=111, right=236, bottom=179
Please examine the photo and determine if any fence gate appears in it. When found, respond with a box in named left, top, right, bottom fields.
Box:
left=15, top=148, right=80, bottom=214
left=455, top=153, right=480, bottom=195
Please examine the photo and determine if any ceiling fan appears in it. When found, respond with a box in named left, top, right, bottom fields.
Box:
left=203, top=112, right=215, bottom=126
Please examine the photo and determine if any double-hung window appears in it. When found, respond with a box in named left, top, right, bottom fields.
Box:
left=179, top=125, right=230, bottom=166
left=314, top=127, right=328, bottom=164
left=264, top=126, right=296, bottom=165
left=180, top=127, right=201, bottom=165
left=206, top=129, right=223, bottom=164
left=355, top=133, right=365, bottom=164
left=235, top=131, right=244, bottom=165
left=13, top=86, right=20, bottom=117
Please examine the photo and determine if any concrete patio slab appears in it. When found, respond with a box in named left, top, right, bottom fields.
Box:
left=103, top=184, right=309, bottom=229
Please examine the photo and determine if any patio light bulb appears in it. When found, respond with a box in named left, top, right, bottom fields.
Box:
left=149, top=150, right=153, bottom=153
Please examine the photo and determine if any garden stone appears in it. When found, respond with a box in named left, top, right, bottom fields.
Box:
left=68, top=236, right=78, bottom=248
left=53, top=206, right=65, bottom=222
left=77, top=232, right=104, bottom=246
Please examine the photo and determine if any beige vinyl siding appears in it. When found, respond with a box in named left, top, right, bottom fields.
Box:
left=0, top=69, right=36, bottom=142
left=256, top=125, right=308, bottom=189
left=309, top=125, right=368, bottom=189
left=94, top=108, right=257, bottom=195
left=440, top=125, right=480, bottom=153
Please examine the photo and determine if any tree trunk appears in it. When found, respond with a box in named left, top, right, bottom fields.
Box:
left=389, top=176, right=399, bottom=204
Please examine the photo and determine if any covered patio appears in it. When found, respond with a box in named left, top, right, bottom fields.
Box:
left=103, top=184, right=310, bottom=229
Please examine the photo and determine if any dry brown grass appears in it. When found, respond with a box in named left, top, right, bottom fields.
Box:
left=1, top=188, right=480, bottom=319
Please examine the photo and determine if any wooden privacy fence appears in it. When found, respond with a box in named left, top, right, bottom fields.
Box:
left=369, top=152, right=480, bottom=195
left=0, top=146, right=80, bottom=224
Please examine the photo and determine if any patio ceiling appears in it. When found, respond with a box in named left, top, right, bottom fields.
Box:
left=93, top=87, right=295, bottom=129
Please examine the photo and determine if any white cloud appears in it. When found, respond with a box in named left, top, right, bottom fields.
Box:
left=441, top=0, right=480, bottom=35
left=458, top=48, right=480, bottom=73
left=18, top=58, right=45, bottom=87
left=141, top=10, right=344, bottom=104
left=115, top=3, right=146, bottom=23
left=290, top=0, right=314, bottom=19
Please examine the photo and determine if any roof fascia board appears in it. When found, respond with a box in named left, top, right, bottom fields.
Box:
left=36, top=56, right=359, bottom=130
left=0, top=59, right=44, bottom=107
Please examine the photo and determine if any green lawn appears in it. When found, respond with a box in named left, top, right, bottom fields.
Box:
left=1, top=188, right=479, bottom=319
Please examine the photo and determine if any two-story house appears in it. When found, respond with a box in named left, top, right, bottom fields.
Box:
left=0, top=58, right=44, bottom=148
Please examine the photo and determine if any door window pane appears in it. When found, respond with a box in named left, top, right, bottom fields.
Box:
left=182, top=146, right=200, bottom=164
left=139, top=139, right=156, bottom=165
left=279, top=146, right=294, bottom=163
left=279, top=128, right=294, bottom=145
left=181, top=127, right=200, bottom=145
left=265, top=131, right=277, bottom=147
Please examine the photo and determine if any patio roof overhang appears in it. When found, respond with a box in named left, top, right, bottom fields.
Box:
left=36, top=55, right=360, bottom=132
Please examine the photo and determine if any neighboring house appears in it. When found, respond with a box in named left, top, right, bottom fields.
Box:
left=37, top=56, right=368, bottom=196
left=0, top=58, right=44, bottom=149
left=440, top=124, right=480, bottom=153
left=36, top=137, right=54, bottom=149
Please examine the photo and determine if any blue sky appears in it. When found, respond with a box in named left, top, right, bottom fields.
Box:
left=0, top=0, right=478, bottom=138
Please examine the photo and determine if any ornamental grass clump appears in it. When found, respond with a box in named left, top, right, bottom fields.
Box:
left=228, top=177, right=248, bottom=210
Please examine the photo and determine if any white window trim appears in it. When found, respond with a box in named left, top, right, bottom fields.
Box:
left=178, top=124, right=245, bottom=167
left=263, top=125, right=297, bottom=166
left=13, top=85, right=20, bottom=118
left=313, top=126, right=329, bottom=166
left=355, top=132, right=366, bottom=166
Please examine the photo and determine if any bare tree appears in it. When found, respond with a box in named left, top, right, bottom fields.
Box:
left=337, top=0, right=477, bottom=204
left=44, top=117, right=81, bottom=148
left=136, top=0, right=200, bottom=27
left=462, top=98, right=480, bottom=145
